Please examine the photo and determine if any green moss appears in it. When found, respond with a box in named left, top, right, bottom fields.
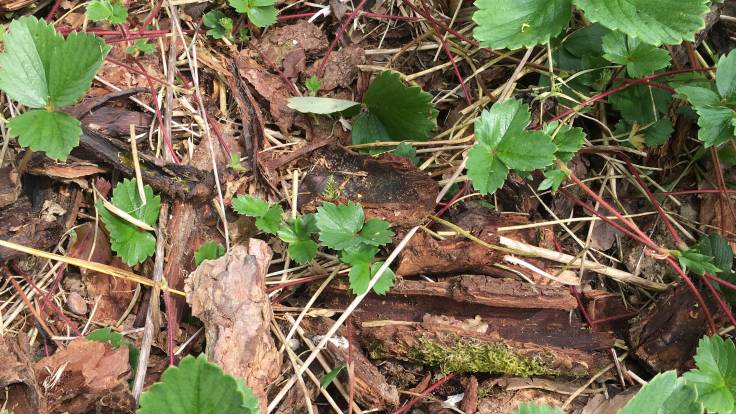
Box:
left=407, top=336, right=561, bottom=377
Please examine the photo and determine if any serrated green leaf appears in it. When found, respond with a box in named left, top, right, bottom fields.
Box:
left=278, top=215, right=318, bottom=264
left=348, top=262, right=371, bottom=294
left=573, top=0, right=709, bottom=46
left=256, top=204, right=284, bottom=234
left=683, top=336, right=736, bottom=414
left=370, top=262, right=395, bottom=295
left=475, top=98, right=531, bottom=149
left=697, top=234, right=734, bottom=274
left=359, top=218, right=394, bottom=247
left=287, top=240, right=318, bottom=265
left=392, top=142, right=419, bottom=165
left=194, top=241, right=225, bottom=267
left=315, top=202, right=365, bottom=250
left=362, top=71, right=438, bottom=141
left=538, top=167, right=568, bottom=192
left=7, top=110, right=81, bottom=161
left=676, top=86, right=721, bottom=107
left=601, top=31, right=671, bottom=78
left=694, top=105, right=736, bottom=148
left=320, top=365, right=345, bottom=388
left=351, top=111, right=392, bottom=145
left=232, top=194, right=270, bottom=217
left=644, top=118, right=674, bottom=147
left=467, top=143, right=509, bottom=195
left=340, top=245, right=378, bottom=266
left=287, top=97, right=361, bottom=114
left=204, top=10, right=232, bottom=39
left=98, top=179, right=161, bottom=266
left=609, top=84, right=672, bottom=124
left=472, top=0, right=573, bottom=49
left=717, top=50, right=736, bottom=102
left=248, top=6, right=277, bottom=27
left=543, top=121, right=585, bottom=161
left=677, top=249, right=721, bottom=276
left=138, top=354, right=259, bottom=414
left=510, top=402, right=565, bottom=414
left=87, top=0, right=127, bottom=24
left=620, top=370, right=702, bottom=414
left=305, top=75, right=321, bottom=96
left=49, top=30, right=111, bottom=108
left=496, top=131, right=557, bottom=171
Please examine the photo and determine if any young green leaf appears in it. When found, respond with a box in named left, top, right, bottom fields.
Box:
left=359, top=218, right=394, bottom=247
left=360, top=71, right=438, bottom=141
left=98, top=179, right=161, bottom=266
left=315, top=202, right=365, bottom=250
left=472, top=0, right=572, bottom=50
left=467, top=145, right=509, bottom=195
left=697, top=234, right=734, bottom=275
left=683, top=336, right=736, bottom=414
left=87, top=0, right=128, bottom=25
left=233, top=194, right=270, bottom=217
left=676, top=248, right=721, bottom=276
left=676, top=85, right=721, bottom=107
left=716, top=50, right=736, bottom=102
left=278, top=215, right=319, bottom=265
left=287, top=97, right=361, bottom=115
left=305, top=75, right=321, bottom=96
left=126, top=39, right=156, bottom=54
left=229, top=0, right=277, bottom=28
left=538, top=167, right=568, bottom=192
left=320, top=365, right=345, bottom=388
left=342, top=244, right=378, bottom=294
left=392, top=142, right=419, bottom=165
left=203, top=10, right=234, bottom=40
left=644, top=118, right=674, bottom=148
left=601, top=31, right=671, bottom=78
left=256, top=205, right=284, bottom=234
left=138, top=354, right=259, bottom=414
left=7, top=110, right=82, bottom=161
left=694, top=105, right=736, bottom=148
left=572, top=0, right=709, bottom=46
left=510, top=402, right=565, bottom=414
left=370, top=262, right=395, bottom=295
left=194, top=241, right=225, bottom=267
left=543, top=121, right=585, bottom=162
left=620, top=370, right=702, bottom=414
left=496, top=131, right=557, bottom=171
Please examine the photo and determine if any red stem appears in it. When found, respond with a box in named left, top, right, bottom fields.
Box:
left=318, top=0, right=370, bottom=77
left=46, top=0, right=64, bottom=21
left=19, top=271, right=82, bottom=336
left=665, top=256, right=716, bottom=333
left=655, top=189, right=736, bottom=196
left=570, top=286, right=596, bottom=329
left=140, top=0, right=167, bottom=30
left=703, top=277, right=736, bottom=328
left=392, top=373, right=455, bottom=414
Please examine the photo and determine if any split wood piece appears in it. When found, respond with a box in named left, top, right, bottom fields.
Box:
left=582, top=290, right=633, bottom=334
left=627, top=283, right=714, bottom=373
left=299, top=144, right=438, bottom=226
left=331, top=275, right=577, bottom=311
left=300, top=316, right=400, bottom=409
left=318, top=278, right=613, bottom=352
left=35, top=338, right=133, bottom=414
left=185, top=240, right=281, bottom=412
left=364, top=314, right=611, bottom=378
left=0, top=335, right=45, bottom=414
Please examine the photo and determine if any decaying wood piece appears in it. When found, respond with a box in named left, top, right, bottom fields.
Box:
left=0, top=195, right=68, bottom=261
left=364, top=314, right=611, bottom=378
left=35, top=338, right=132, bottom=414
left=628, top=283, right=713, bottom=372
left=0, top=335, right=45, bottom=414
left=0, top=166, right=21, bottom=208
left=301, top=317, right=400, bottom=409
left=299, top=145, right=438, bottom=226
left=185, top=240, right=282, bottom=410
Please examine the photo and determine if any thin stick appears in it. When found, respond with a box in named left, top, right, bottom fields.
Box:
left=130, top=124, right=147, bottom=205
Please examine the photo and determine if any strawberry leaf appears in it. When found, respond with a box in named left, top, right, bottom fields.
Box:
left=7, top=110, right=81, bottom=161
left=620, top=370, right=702, bottom=414
left=287, top=97, right=361, bottom=115
left=538, top=167, right=568, bottom=192
left=467, top=146, right=509, bottom=195
left=676, top=248, right=721, bottom=276
left=278, top=215, right=319, bottom=264
left=472, top=0, right=573, bottom=49
left=496, top=130, right=556, bottom=171
left=98, top=179, right=161, bottom=266
left=644, top=118, right=674, bottom=148
left=511, top=402, right=565, bottom=414
left=693, top=105, right=736, bottom=148
left=543, top=121, right=585, bottom=162
left=601, top=31, right=671, bottom=78
left=315, top=202, right=365, bottom=250
left=370, top=262, right=395, bottom=295
left=351, top=111, right=392, bottom=145
left=717, top=50, right=736, bottom=102
left=675, top=86, right=721, bottom=107
left=232, top=194, right=270, bottom=217
left=194, top=241, right=225, bottom=267
left=229, top=0, right=277, bottom=27
left=683, top=336, right=736, bottom=414
left=359, top=218, right=394, bottom=247
left=256, top=205, right=284, bottom=234
left=87, top=0, right=128, bottom=25
left=138, top=354, right=259, bottom=414
left=573, top=0, right=709, bottom=46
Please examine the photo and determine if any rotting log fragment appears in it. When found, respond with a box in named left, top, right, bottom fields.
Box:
left=299, top=144, right=438, bottom=226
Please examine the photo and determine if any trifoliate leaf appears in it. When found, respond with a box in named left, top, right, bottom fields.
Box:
left=232, top=194, right=270, bottom=217
left=278, top=215, right=319, bottom=264
left=138, top=354, right=259, bottom=414
left=0, top=16, right=110, bottom=109
left=256, top=205, right=284, bottom=234
left=543, top=121, right=585, bottom=161
left=370, top=262, right=395, bottom=295
left=620, top=370, right=702, bottom=414
left=87, top=0, right=128, bottom=25
left=572, top=0, right=709, bottom=46
left=694, top=105, right=736, bottom=148
left=287, top=240, right=318, bottom=265
left=287, top=97, right=361, bottom=114
left=717, top=50, right=736, bottom=102
left=340, top=245, right=378, bottom=266
left=496, top=131, right=557, bottom=171
left=472, top=0, right=573, bottom=49
left=359, top=218, right=394, bottom=247
left=362, top=71, right=438, bottom=141
left=676, top=248, right=721, bottom=276
left=683, top=336, right=736, bottom=414
left=351, top=111, right=392, bottom=145
left=601, top=31, right=671, bottom=78
left=676, top=86, right=721, bottom=107
left=315, top=202, right=365, bottom=250
left=98, top=179, right=161, bottom=266
left=7, top=110, right=81, bottom=161
left=320, top=365, right=345, bottom=388
left=644, top=118, right=674, bottom=147
left=392, top=142, right=419, bottom=165
left=538, top=167, right=568, bottom=192
left=510, top=402, right=565, bottom=414
left=229, top=0, right=277, bottom=27
left=467, top=145, right=509, bottom=195
left=203, top=10, right=233, bottom=40
left=194, top=241, right=225, bottom=267
left=475, top=98, right=531, bottom=148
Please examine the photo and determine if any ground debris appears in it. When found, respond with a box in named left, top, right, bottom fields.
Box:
left=0, top=335, right=45, bottom=414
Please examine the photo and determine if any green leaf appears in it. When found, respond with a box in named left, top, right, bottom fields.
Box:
left=305, top=75, right=321, bottom=96
left=472, top=0, right=573, bottom=49
left=256, top=205, right=284, bottom=234
left=694, top=105, right=736, bottom=148
left=87, top=0, right=128, bottom=24
left=130, top=39, right=156, bottom=54
left=87, top=327, right=140, bottom=372
left=543, top=121, right=585, bottom=161
left=98, top=179, right=161, bottom=266
left=359, top=218, right=394, bottom=247
left=609, top=84, right=672, bottom=124
left=496, top=130, right=557, bottom=171
left=138, top=354, right=259, bottom=414
left=573, top=0, right=709, bottom=46
left=232, top=194, right=270, bottom=217
left=510, top=402, right=565, bottom=414
left=538, top=167, right=568, bottom=192
left=370, top=262, right=395, bottom=295
left=278, top=215, right=319, bottom=264
left=392, top=142, right=419, bottom=165
left=601, top=31, right=671, bottom=78
left=194, top=241, right=225, bottom=267
left=351, top=111, right=392, bottom=145
left=315, top=202, right=365, bottom=250
left=320, top=365, right=345, bottom=388
left=362, top=71, right=438, bottom=141
left=466, top=142, right=509, bottom=195
left=204, top=10, right=233, bottom=40
left=677, top=248, right=721, bottom=276
left=7, top=110, right=81, bottom=161
left=620, top=370, right=702, bottom=414
left=340, top=245, right=378, bottom=267
left=683, top=336, right=736, bottom=414
left=474, top=99, right=531, bottom=149
left=348, top=262, right=371, bottom=294
left=717, top=50, right=736, bottom=102
left=697, top=234, right=734, bottom=274
left=287, top=97, right=361, bottom=114
left=644, top=118, right=674, bottom=147
left=676, top=86, right=722, bottom=107
left=247, top=6, right=278, bottom=28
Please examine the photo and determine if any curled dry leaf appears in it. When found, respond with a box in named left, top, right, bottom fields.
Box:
left=185, top=239, right=281, bottom=411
